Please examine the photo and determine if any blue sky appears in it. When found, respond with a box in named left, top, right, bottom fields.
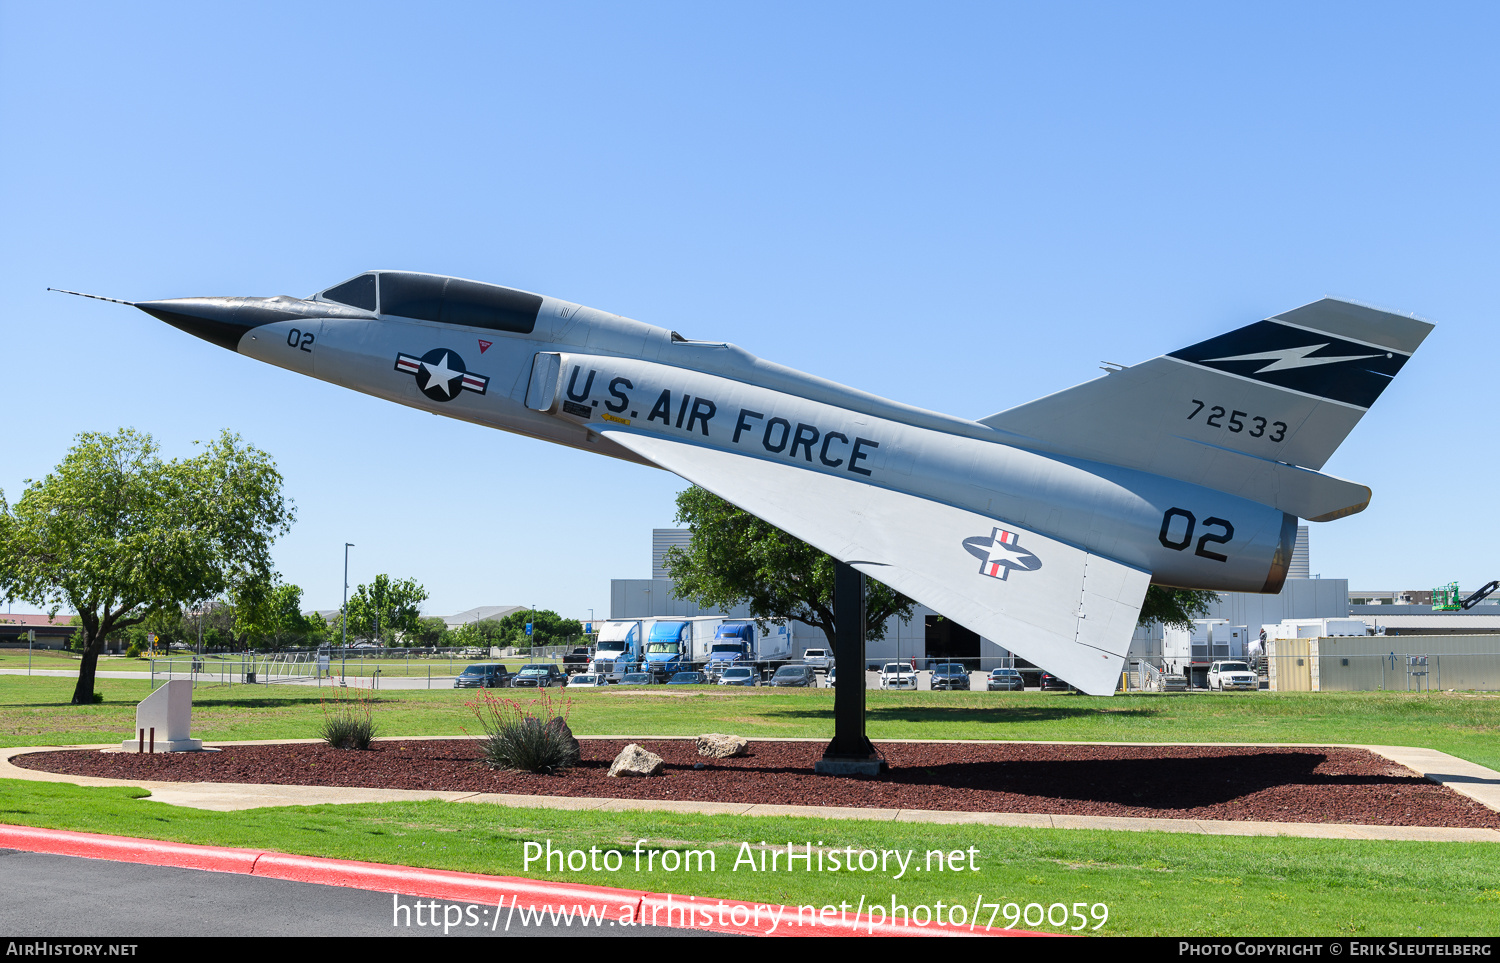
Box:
left=2, top=2, right=1495, bottom=619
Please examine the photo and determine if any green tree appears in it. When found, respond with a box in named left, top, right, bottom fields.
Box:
left=1137, top=586, right=1220, bottom=630
left=490, top=608, right=582, bottom=647
left=235, top=579, right=322, bottom=650
left=134, top=606, right=190, bottom=652
left=411, top=615, right=448, bottom=647
left=344, top=574, right=427, bottom=646
left=663, top=486, right=915, bottom=649
left=181, top=598, right=238, bottom=649
left=0, top=428, right=294, bottom=704
left=444, top=619, right=510, bottom=649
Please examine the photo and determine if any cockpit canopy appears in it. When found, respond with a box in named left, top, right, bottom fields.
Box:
left=320, top=274, right=376, bottom=312
left=315, top=271, right=543, bottom=334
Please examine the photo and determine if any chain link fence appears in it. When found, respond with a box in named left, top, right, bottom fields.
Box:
left=148, top=646, right=517, bottom=691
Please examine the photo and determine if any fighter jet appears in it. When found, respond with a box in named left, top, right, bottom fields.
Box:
left=59, top=273, right=1432, bottom=694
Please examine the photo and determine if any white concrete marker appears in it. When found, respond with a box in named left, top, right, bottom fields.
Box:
left=120, top=679, right=203, bottom=752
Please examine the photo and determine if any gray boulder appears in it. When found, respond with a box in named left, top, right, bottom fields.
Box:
left=696, top=733, right=749, bottom=758
left=608, top=743, right=664, bottom=777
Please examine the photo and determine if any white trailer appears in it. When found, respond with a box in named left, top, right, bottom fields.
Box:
left=1163, top=620, right=1250, bottom=687
left=1262, top=618, right=1371, bottom=641
left=590, top=619, right=644, bottom=682
left=683, top=615, right=727, bottom=664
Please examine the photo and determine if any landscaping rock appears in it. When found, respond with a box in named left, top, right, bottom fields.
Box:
left=696, top=733, right=749, bottom=759
left=544, top=717, right=581, bottom=761
left=608, top=744, right=664, bottom=777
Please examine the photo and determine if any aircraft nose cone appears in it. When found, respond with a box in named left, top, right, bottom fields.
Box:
left=136, top=297, right=251, bottom=351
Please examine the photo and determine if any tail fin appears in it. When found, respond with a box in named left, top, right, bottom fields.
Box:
left=979, top=298, right=1433, bottom=521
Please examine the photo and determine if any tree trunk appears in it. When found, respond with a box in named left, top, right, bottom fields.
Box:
left=70, top=634, right=103, bottom=705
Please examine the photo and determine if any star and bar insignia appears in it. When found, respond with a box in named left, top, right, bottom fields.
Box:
left=395, top=349, right=489, bottom=403
left=962, top=527, right=1043, bottom=580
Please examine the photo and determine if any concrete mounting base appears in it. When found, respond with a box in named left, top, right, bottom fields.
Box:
left=814, top=757, right=888, bottom=776
left=116, top=738, right=206, bottom=753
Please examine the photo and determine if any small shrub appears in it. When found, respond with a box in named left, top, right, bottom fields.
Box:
left=468, top=688, right=578, bottom=774
left=320, top=686, right=376, bottom=749
left=320, top=711, right=376, bottom=749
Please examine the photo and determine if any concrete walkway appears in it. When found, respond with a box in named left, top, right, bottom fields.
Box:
left=3, top=737, right=1498, bottom=843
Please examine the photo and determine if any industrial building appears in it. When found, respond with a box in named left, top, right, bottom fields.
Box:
left=0, top=613, right=77, bottom=649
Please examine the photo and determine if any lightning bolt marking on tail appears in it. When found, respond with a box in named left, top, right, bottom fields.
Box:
left=1203, top=343, right=1382, bottom=373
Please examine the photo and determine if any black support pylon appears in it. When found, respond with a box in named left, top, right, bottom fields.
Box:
left=816, top=560, right=886, bottom=774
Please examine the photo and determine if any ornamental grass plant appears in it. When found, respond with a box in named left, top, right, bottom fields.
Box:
left=319, top=684, right=377, bottom=749
left=468, top=687, right=579, bottom=774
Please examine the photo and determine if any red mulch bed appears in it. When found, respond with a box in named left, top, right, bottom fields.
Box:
left=14, top=739, right=1499, bottom=828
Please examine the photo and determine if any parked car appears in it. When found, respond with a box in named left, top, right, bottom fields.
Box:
left=567, top=673, right=607, bottom=688
left=770, top=664, right=817, bottom=687
left=986, top=668, right=1024, bottom=691
left=618, top=672, right=653, bottom=686
left=879, top=662, right=917, bottom=690
left=930, top=663, right=971, bottom=691
left=667, top=671, right=708, bottom=685
left=1209, top=661, right=1258, bottom=691
left=823, top=665, right=837, bottom=688
left=562, top=647, right=594, bottom=674
left=1039, top=672, right=1074, bottom=692
left=510, top=663, right=567, bottom=688
left=453, top=664, right=512, bottom=688
left=801, top=648, right=832, bottom=670
left=717, top=666, right=758, bottom=686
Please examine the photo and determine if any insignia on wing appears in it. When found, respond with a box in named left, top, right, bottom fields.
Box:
left=962, top=527, right=1042, bottom=580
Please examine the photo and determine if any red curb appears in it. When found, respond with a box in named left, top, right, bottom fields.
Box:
left=251, top=851, right=645, bottom=907
left=0, top=824, right=1050, bottom=937
left=0, top=824, right=261, bottom=875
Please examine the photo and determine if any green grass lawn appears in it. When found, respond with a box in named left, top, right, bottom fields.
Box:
left=0, top=649, right=101, bottom=669
left=1, top=779, right=1495, bottom=937
left=3, top=672, right=1497, bottom=936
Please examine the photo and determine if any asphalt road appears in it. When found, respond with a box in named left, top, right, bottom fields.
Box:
left=0, top=849, right=718, bottom=938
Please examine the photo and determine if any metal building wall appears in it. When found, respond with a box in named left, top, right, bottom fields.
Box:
left=1210, top=578, right=1350, bottom=630
left=1314, top=633, right=1500, bottom=692
left=651, top=529, right=693, bottom=580
left=1289, top=526, right=1310, bottom=579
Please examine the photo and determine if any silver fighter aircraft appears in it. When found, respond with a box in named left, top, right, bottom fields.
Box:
left=64, top=273, right=1432, bottom=694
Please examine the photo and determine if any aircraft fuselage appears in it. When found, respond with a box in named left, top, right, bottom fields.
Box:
left=142, top=274, right=1296, bottom=599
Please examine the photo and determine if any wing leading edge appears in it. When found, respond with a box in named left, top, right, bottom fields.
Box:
left=601, top=429, right=1150, bottom=696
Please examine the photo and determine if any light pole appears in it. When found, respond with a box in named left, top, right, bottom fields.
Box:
left=342, top=542, right=354, bottom=678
